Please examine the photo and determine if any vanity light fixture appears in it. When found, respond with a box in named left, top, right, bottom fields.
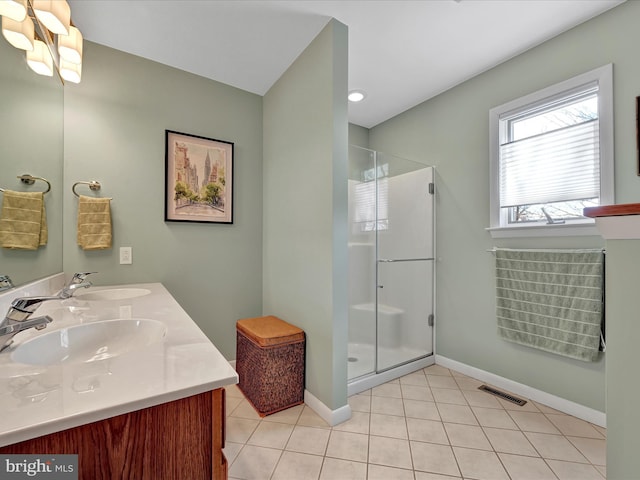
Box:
left=32, top=0, right=69, bottom=35
left=26, top=36, right=52, bottom=76
left=348, top=90, right=367, bottom=102
left=0, top=0, right=27, bottom=22
left=0, top=0, right=82, bottom=83
left=57, top=23, right=81, bottom=63
left=1, top=13, right=33, bottom=50
left=59, top=56, right=80, bottom=83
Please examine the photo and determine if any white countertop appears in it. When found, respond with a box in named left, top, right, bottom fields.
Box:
left=0, top=281, right=238, bottom=447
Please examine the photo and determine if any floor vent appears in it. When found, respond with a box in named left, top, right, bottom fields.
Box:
left=478, top=385, right=527, bottom=407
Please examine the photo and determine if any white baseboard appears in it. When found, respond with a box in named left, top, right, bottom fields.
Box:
left=304, top=389, right=352, bottom=427
left=229, top=359, right=350, bottom=426
left=435, top=355, right=606, bottom=428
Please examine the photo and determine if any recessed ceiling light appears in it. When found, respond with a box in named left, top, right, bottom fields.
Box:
left=348, top=90, right=366, bottom=102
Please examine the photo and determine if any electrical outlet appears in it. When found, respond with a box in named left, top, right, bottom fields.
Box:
left=120, top=246, right=132, bottom=265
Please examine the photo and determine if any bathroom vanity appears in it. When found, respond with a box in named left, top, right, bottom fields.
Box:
left=0, top=279, right=238, bottom=479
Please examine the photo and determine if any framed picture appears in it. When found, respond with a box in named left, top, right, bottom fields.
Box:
left=165, top=130, right=234, bottom=224
left=637, top=96, right=640, bottom=176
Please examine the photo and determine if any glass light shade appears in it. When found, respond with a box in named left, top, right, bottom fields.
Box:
left=27, top=39, right=53, bottom=76
left=2, top=14, right=33, bottom=51
left=33, top=0, right=70, bottom=35
left=0, top=0, right=27, bottom=22
left=58, top=25, right=82, bottom=64
left=60, top=57, right=81, bottom=83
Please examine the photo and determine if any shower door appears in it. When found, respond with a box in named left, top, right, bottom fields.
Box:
left=375, top=156, right=434, bottom=372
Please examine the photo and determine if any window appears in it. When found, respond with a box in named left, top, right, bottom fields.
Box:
left=354, top=163, right=389, bottom=232
left=489, top=64, right=613, bottom=237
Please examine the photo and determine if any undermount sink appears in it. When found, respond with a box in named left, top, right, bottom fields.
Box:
left=11, top=319, right=167, bottom=366
left=73, top=288, right=152, bottom=301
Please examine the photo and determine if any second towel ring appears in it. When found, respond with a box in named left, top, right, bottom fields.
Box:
left=72, top=181, right=102, bottom=197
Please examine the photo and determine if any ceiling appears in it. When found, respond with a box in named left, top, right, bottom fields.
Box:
left=67, top=0, right=624, bottom=128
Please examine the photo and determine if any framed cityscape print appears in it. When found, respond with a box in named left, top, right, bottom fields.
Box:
left=165, top=130, right=234, bottom=224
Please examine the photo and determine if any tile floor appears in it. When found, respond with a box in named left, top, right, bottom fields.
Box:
left=224, top=364, right=606, bottom=480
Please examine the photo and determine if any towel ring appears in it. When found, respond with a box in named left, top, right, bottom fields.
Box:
left=72, top=181, right=102, bottom=197
left=0, top=174, right=51, bottom=194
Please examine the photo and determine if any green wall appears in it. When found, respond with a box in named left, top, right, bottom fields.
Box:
left=63, top=42, right=264, bottom=360
left=263, top=19, right=349, bottom=410
left=369, top=0, right=640, bottom=413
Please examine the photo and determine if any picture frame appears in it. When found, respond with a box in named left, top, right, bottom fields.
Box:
left=637, top=96, right=640, bottom=176
left=165, top=130, right=234, bottom=224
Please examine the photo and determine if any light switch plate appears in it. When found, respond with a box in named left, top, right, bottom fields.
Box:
left=120, top=246, right=132, bottom=265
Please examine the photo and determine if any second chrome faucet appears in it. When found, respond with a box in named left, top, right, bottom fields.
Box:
left=0, top=272, right=96, bottom=352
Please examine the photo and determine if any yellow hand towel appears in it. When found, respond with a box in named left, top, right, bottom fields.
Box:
left=77, top=195, right=112, bottom=250
left=0, top=190, right=47, bottom=250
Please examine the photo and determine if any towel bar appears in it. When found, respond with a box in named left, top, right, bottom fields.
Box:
left=0, top=174, right=51, bottom=194
left=487, top=247, right=606, bottom=254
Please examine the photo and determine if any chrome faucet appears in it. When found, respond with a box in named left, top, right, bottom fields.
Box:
left=0, top=296, right=58, bottom=351
left=0, top=275, right=14, bottom=293
left=59, top=272, right=95, bottom=299
left=0, top=272, right=97, bottom=352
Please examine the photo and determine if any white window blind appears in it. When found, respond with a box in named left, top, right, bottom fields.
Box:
left=354, top=177, right=388, bottom=231
left=499, top=119, right=600, bottom=208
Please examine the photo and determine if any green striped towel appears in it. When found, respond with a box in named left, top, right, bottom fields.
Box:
left=495, top=248, right=604, bottom=362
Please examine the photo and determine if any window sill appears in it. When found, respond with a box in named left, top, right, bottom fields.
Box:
left=486, top=221, right=600, bottom=238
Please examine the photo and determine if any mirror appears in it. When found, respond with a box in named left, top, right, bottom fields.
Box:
left=0, top=37, right=64, bottom=287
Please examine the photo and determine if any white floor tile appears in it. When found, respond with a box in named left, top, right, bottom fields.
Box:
left=436, top=403, right=478, bottom=425
left=444, top=423, right=492, bottom=450
left=403, top=399, right=441, bottom=421
left=453, top=447, right=509, bottom=480
left=567, top=436, right=606, bottom=466
left=262, top=404, right=304, bottom=425
left=367, top=463, right=415, bottom=480
left=546, top=413, right=605, bottom=439
left=349, top=394, right=372, bottom=413
left=498, top=452, right=557, bottom=480
left=333, top=411, right=371, bottom=435
left=547, top=459, right=606, bottom=480
left=401, top=384, right=434, bottom=402
left=326, top=430, right=370, bottom=463
left=319, top=458, right=367, bottom=480
left=226, top=417, right=260, bottom=443
left=369, top=413, right=408, bottom=439
left=483, top=427, right=539, bottom=456
left=225, top=365, right=607, bottom=480
left=271, top=451, right=323, bottom=480
left=247, top=421, right=295, bottom=449
left=371, top=395, right=406, bottom=416
left=286, top=425, right=331, bottom=456
left=411, top=441, right=460, bottom=477
left=369, top=435, right=413, bottom=469
left=406, top=417, right=449, bottom=445
left=472, top=406, right=519, bottom=430
left=524, top=431, right=588, bottom=463
left=508, top=411, right=562, bottom=434
left=228, top=445, right=282, bottom=480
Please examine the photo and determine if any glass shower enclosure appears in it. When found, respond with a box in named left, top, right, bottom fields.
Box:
left=347, top=146, right=434, bottom=381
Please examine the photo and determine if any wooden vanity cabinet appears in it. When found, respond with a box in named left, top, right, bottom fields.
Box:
left=0, top=388, right=228, bottom=480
